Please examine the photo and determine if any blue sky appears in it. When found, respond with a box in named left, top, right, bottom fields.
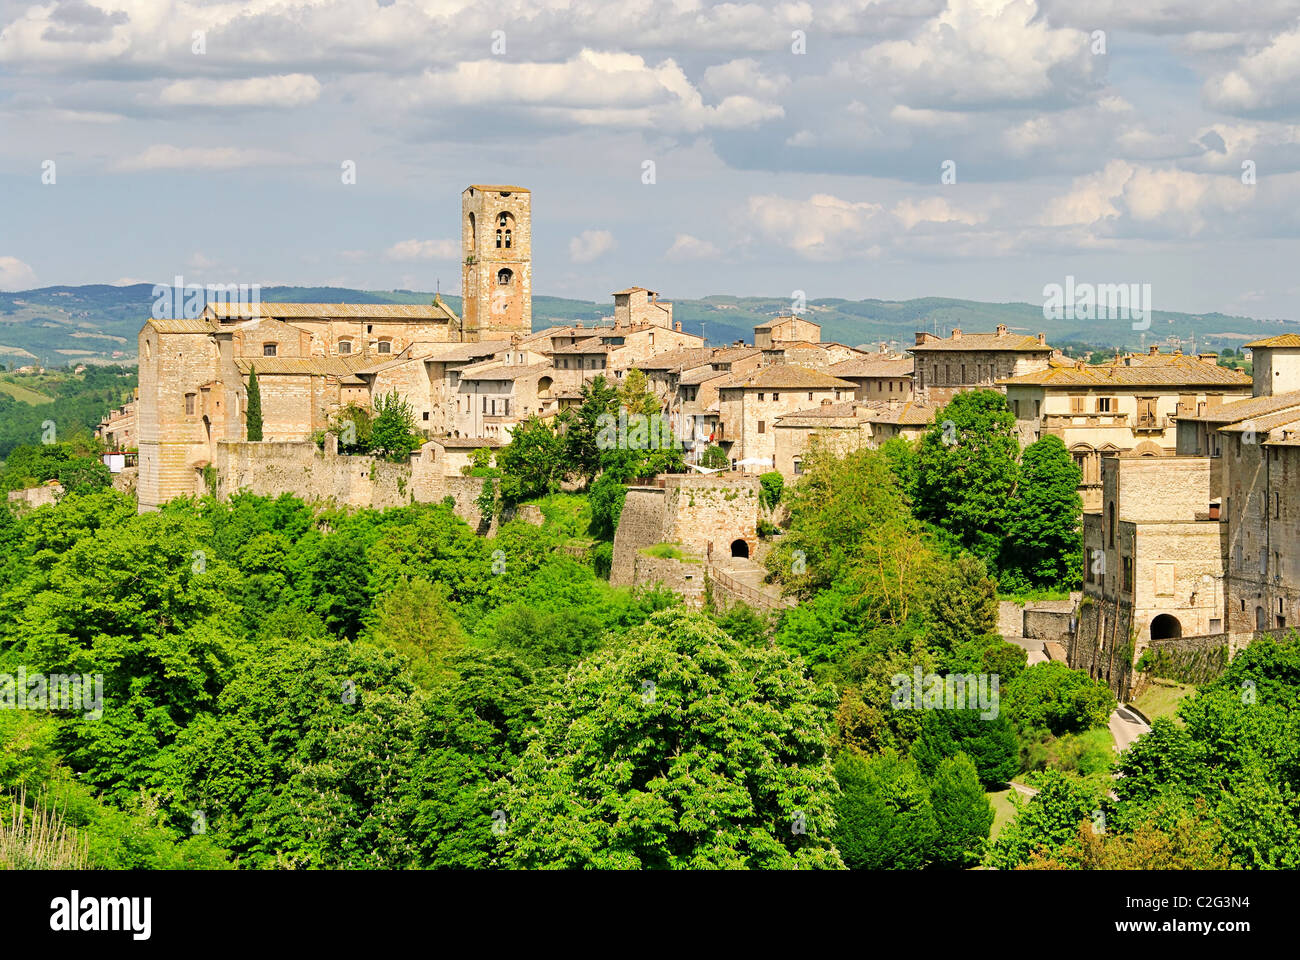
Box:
left=4, top=0, right=1300, bottom=323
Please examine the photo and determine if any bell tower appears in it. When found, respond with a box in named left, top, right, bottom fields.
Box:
left=461, top=185, right=532, bottom=341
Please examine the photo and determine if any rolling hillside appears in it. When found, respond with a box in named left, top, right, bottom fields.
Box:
left=2, top=284, right=1296, bottom=368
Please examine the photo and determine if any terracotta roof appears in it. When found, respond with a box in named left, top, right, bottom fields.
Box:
left=910, top=332, right=1049, bottom=352
left=420, top=340, right=511, bottom=363
left=612, top=286, right=652, bottom=295
left=630, top=348, right=715, bottom=371
left=1244, top=334, right=1300, bottom=348
left=234, top=356, right=372, bottom=377
left=857, top=399, right=940, bottom=426
left=1181, top=390, right=1300, bottom=424
left=709, top=346, right=762, bottom=362
left=552, top=337, right=618, bottom=355
left=774, top=401, right=864, bottom=427
left=678, top=366, right=732, bottom=386
left=146, top=318, right=216, bottom=334
left=458, top=361, right=553, bottom=381
left=830, top=356, right=914, bottom=378
left=720, top=366, right=854, bottom=390
left=999, top=355, right=1251, bottom=388
left=755, top=317, right=820, bottom=331
left=1219, top=409, right=1300, bottom=434
left=205, top=301, right=459, bottom=322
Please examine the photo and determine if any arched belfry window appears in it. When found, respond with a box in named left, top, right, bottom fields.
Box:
left=496, top=212, right=515, bottom=249
left=497, top=268, right=512, bottom=286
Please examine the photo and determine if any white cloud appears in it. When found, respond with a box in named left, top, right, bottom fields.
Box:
left=1204, top=24, right=1300, bottom=114
left=892, top=197, right=983, bottom=230
left=117, top=145, right=296, bottom=170
left=0, top=257, right=38, bottom=291
left=159, top=74, right=322, bottom=108
left=569, top=230, right=616, bottom=263
left=702, top=58, right=790, bottom=98
left=1041, top=160, right=1133, bottom=226
left=386, top=239, right=458, bottom=261
left=746, top=193, right=888, bottom=260
left=408, top=49, right=783, bottom=132
left=857, top=0, right=1099, bottom=110
left=664, top=233, right=722, bottom=261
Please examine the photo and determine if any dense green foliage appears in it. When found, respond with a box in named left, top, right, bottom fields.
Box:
left=0, top=366, right=135, bottom=460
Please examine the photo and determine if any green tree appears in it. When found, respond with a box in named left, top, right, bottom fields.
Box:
left=759, top=471, right=784, bottom=511
left=369, top=390, right=421, bottom=461
left=915, top=390, right=1019, bottom=570
left=587, top=472, right=627, bottom=540
left=988, top=769, right=1105, bottom=869
left=911, top=708, right=1020, bottom=787
left=361, top=577, right=465, bottom=687
left=56, top=456, right=112, bottom=495
left=559, top=376, right=619, bottom=483
left=498, top=608, right=843, bottom=868
left=1003, top=435, right=1082, bottom=588
left=498, top=415, right=566, bottom=504
left=246, top=366, right=263, bottom=442
left=699, top=445, right=728, bottom=469
left=1002, top=662, right=1116, bottom=737
left=617, top=368, right=659, bottom=416
left=929, top=752, right=994, bottom=868
left=832, top=751, right=936, bottom=869
left=923, top=553, right=998, bottom=652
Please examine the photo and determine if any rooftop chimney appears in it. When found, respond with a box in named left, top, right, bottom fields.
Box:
left=996, top=324, right=1007, bottom=337
left=1149, top=345, right=1159, bottom=355
left=820, top=398, right=832, bottom=407
left=675, top=321, right=682, bottom=332
left=575, top=321, right=583, bottom=329
left=1199, top=352, right=1219, bottom=364
left=1037, top=332, right=1046, bottom=346
left=951, top=328, right=962, bottom=340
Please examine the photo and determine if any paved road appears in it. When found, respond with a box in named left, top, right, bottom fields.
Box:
left=1109, top=704, right=1152, bottom=753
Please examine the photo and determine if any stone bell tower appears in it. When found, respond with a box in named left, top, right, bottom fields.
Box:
left=461, top=184, right=532, bottom=341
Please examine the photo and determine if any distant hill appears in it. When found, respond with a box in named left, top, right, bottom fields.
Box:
left=3, top=284, right=1296, bottom=367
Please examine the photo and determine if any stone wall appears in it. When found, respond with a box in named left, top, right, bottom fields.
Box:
left=1135, top=633, right=1229, bottom=686
left=1023, top=608, right=1073, bottom=642
left=632, top=553, right=706, bottom=608
left=213, top=439, right=500, bottom=529
left=662, top=474, right=760, bottom=560
left=611, top=486, right=668, bottom=586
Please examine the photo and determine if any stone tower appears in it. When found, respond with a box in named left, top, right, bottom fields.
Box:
left=461, top=184, right=532, bottom=341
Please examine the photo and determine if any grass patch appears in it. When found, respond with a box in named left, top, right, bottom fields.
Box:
left=640, top=542, right=700, bottom=563
left=1132, top=678, right=1195, bottom=725
left=1000, top=586, right=1072, bottom=607
left=0, top=379, right=54, bottom=405
left=531, top=493, right=590, bottom=538
left=987, top=789, right=1018, bottom=842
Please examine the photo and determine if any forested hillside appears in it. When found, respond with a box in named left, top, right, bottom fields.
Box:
left=3, top=387, right=1295, bottom=869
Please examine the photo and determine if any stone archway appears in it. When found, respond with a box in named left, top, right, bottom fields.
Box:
left=730, top=538, right=750, bottom=559
left=1150, top=613, right=1182, bottom=640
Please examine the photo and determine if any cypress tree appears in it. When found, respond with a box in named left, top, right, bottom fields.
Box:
left=246, top=365, right=263, bottom=441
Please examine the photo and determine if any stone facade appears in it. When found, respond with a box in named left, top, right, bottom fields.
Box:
left=910, top=325, right=1051, bottom=403
left=754, top=315, right=820, bottom=350
left=461, top=185, right=532, bottom=340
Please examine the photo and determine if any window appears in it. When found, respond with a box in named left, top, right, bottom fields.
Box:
left=263, top=342, right=277, bottom=357
left=497, top=268, right=512, bottom=285
left=422, top=411, right=429, bottom=421
left=1070, top=396, right=1085, bottom=415
left=758, top=421, right=765, bottom=434
left=793, top=460, right=803, bottom=476
left=1122, top=556, right=1133, bottom=592
left=808, top=392, right=814, bottom=401
left=1136, top=397, right=1157, bottom=427
left=758, top=393, right=765, bottom=401
left=1098, top=396, right=1116, bottom=414
left=1276, top=492, right=1281, bottom=519
left=377, top=341, right=391, bottom=354
left=184, top=393, right=196, bottom=416
left=338, top=340, right=352, bottom=355
left=772, top=392, right=780, bottom=401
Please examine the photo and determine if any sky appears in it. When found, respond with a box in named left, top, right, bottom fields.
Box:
left=3, top=0, right=1300, bottom=324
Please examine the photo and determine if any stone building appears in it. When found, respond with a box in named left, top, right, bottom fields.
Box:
left=1071, top=335, right=1300, bottom=697
left=461, top=185, right=532, bottom=340
left=96, top=392, right=139, bottom=449
left=910, top=325, right=1051, bottom=402
left=715, top=365, right=854, bottom=469
left=613, top=287, right=674, bottom=329
left=828, top=351, right=914, bottom=401
left=1001, top=349, right=1252, bottom=511
left=754, top=315, right=821, bottom=350
left=770, top=397, right=936, bottom=476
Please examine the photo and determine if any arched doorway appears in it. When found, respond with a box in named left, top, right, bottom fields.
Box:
left=730, top=538, right=749, bottom=559
left=1150, top=614, right=1182, bottom=640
